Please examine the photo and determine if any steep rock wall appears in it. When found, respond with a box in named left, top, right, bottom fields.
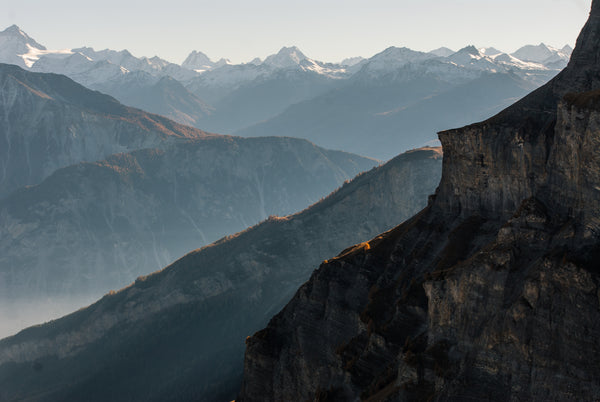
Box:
left=239, top=3, right=600, bottom=401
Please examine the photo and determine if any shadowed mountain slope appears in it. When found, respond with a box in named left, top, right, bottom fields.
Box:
left=0, top=147, right=442, bottom=402
left=92, top=74, right=214, bottom=128
left=0, top=63, right=209, bottom=197
left=238, top=71, right=537, bottom=159
left=239, top=3, right=600, bottom=401
left=0, top=135, right=377, bottom=337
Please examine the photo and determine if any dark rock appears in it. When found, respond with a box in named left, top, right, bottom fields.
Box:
left=238, top=2, right=600, bottom=401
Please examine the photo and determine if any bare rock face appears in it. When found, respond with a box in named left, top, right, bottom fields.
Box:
left=0, top=148, right=442, bottom=402
left=239, top=3, right=600, bottom=401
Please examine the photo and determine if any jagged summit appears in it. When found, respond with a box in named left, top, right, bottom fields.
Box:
left=561, top=44, right=573, bottom=55
left=263, top=46, right=308, bottom=68
left=182, top=50, right=213, bottom=71
left=458, top=45, right=480, bottom=55
left=4, top=24, right=20, bottom=32
left=0, top=24, right=45, bottom=49
left=0, top=24, right=48, bottom=68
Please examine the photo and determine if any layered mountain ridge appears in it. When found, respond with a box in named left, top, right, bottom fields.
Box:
left=0, top=63, right=208, bottom=197
left=0, top=63, right=381, bottom=339
left=0, top=147, right=442, bottom=402
left=239, top=2, right=600, bottom=400
left=0, top=135, right=376, bottom=303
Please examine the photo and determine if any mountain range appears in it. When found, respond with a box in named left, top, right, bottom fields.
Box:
left=0, top=147, right=442, bottom=401
left=0, top=62, right=208, bottom=198
left=0, top=5, right=594, bottom=401
left=0, top=64, right=378, bottom=339
left=0, top=24, right=572, bottom=159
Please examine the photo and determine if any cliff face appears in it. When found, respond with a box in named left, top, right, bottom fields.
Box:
left=239, top=3, right=600, bottom=401
left=0, top=148, right=442, bottom=402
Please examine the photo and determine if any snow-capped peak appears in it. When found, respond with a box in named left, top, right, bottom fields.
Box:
left=263, top=46, right=308, bottom=68
left=368, top=46, right=435, bottom=66
left=0, top=25, right=77, bottom=68
left=511, top=43, right=558, bottom=63
left=0, top=25, right=46, bottom=50
left=182, top=50, right=213, bottom=71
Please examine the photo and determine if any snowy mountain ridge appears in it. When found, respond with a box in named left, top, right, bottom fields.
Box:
left=0, top=24, right=575, bottom=150
left=0, top=25, right=573, bottom=88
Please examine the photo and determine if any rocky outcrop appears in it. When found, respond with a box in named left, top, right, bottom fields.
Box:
left=0, top=63, right=208, bottom=197
left=239, top=3, right=600, bottom=401
left=0, top=147, right=442, bottom=402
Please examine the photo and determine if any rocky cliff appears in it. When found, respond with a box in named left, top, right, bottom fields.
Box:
left=0, top=64, right=208, bottom=197
left=239, top=3, right=600, bottom=401
left=0, top=147, right=442, bottom=402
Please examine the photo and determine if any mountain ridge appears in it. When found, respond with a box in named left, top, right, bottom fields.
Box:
left=239, top=2, right=600, bottom=400
left=0, top=63, right=210, bottom=197
left=0, top=147, right=442, bottom=401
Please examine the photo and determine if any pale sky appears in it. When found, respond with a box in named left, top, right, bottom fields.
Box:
left=1, top=0, right=593, bottom=64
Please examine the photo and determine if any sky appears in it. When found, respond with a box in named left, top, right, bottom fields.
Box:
left=1, top=0, right=593, bottom=64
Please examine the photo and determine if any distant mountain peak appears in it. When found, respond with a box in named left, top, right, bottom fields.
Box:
left=4, top=24, right=22, bottom=34
left=119, top=49, right=134, bottom=58
left=511, top=42, right=568, bottom=64
left=371, top=46, right=430, bottom=60
left=561, top=44, right=573, bottom=55
left=479, top=47, right=503, bottom=56
left=182, top=50, right=213, bottom=70
left=0, top=25, right=48, bottom=68
left=458, top=45, right=481, bottom=56
left=279, top=45, right=304, bottom=54
left=381, top=46, right=413, bottom=54
left=356, top=46, right=436, bottom=77
left=340, top=56, right=365, bottom=66
left=0, top=24, right=46, bottom=50
left=214, top=58, right=232, bottom=67
left=263, top=46, right=308, bottom=68
left=429, top=47, right=455, bottom=57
